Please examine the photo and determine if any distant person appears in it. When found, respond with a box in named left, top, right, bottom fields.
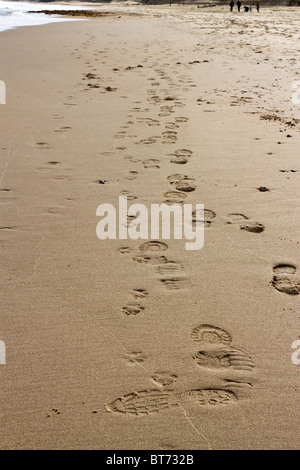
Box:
left=249, top=5, right=252, bottom=11
left=230, top=0, right=234, bottom=11
left=244, top=5, right=249, bottom=11
left=256, top=1, right=260, bottom=11
left=237, top=0, right=241, bottom=11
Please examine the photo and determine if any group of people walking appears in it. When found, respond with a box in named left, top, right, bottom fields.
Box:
left=230, top=1, right=260, bottom=12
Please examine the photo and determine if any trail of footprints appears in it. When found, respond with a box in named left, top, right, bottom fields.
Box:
left=119, top=241, right=191, bottom=294
left=28, top=35, right=297, bottom=423
left=106, top=324, right=254, bottom=416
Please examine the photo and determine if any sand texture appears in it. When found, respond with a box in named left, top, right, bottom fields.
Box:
left=0, top=4, right=299, bottom=450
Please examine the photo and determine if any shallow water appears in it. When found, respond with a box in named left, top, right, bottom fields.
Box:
left=0, top=0, right=93, bottom=32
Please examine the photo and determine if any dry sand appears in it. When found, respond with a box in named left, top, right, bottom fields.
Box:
left=0, top=4, right=299, bottom=450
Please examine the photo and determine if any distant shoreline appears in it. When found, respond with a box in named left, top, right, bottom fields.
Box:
left=17, top=0, right=300, bottom=7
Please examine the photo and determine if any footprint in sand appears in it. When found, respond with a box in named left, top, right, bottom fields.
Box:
left=139, top=241, right=168, bottom=253
left=47, top=161, right=61, bottom=166
left=271, top=264, right=300, bottom=295
left=167, top=174, right=185, bottom=183
left=226, top=213, right=265, bottom=233
left=162, top=131, right=177, bottom=144
left=114, top=131, right=127, bottom=139
left=138, top=137, right=157, bottom=145
left=151, top=372, right=178, bottom=388
left=120, top=215, right=139, bottom=229
left=122, top=304, right=145, bottom=316
left=52, top=175, right=71, bottom=181
left=118, top=246, right=132, bottom=255
left=137, top=117, right=160, bottom=127
left=51, top=114, right=63, bottom=120
left=154, top=257, right=184, bottom=274
left=193, top=347, right=254, bottom=372
left=132, top=254, right=168, bottom=265
left=175, top=117, right=189, bottom=123
left=191, top=324, right=232, bottom=346
left=170, top=177, right=196, bottom=193
left=192, top=209, right=216, bottom=228
left=35, top=142, right=50, bottom=149
left=106, top=388, right=237, bottom=415
left=170, top=155, right=189, bottom=165
left=191, top=324, right=255, bottom=381
left=120, top=190, right=137, bottom=201
left=169, top=149, right=193, bottom=165
left=159, top=278, right=190, bottom=290
left=55, top=126, right=72, bottom=133
left=131, top=289, right=149, bottom=300
left=163, top=190, right=186, bottom=204
left=0, top=226, right=15, bottom=231
left=123, top=156, right=140, bottom=164
left=226, top=213, right=249, bottom=224
left=124, top=351, right=147, bottom=364
left=104, top=86, right=117, bottom=92
left=47, top=207, right=65, bottom=215
left=100, top=151, right=115, bottom=157
left=125, top=171, right=139, bottom=181
left=240, top=222, right=265, bottom=233
left=165, top=122, right=179, bottom=130
left=142, top=159, right=160, bottom=169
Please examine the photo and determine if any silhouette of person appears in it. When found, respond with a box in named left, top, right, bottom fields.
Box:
left=237, top=0, right=241, bottom=11
left=230, top=0, right=234, bottom=11
left=256, top=1, right=260, bottom=11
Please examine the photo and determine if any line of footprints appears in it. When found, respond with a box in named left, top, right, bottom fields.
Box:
left=106, top=324, right=254, bottom=416
left=119, top=240, right=190, bottom=307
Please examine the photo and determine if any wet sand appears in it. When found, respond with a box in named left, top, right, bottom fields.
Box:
left=0, top=4, right=299, bottom=450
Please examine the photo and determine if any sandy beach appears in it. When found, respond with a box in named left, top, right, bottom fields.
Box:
left=0, top=3, right=299, bottom=450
